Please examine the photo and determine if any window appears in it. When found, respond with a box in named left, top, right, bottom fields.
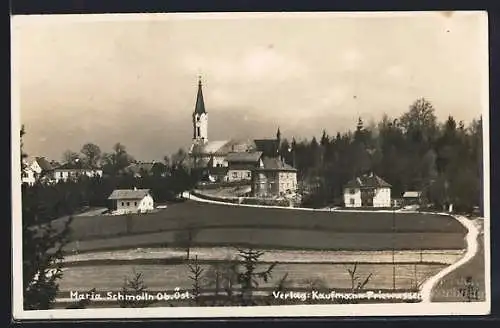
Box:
left=232, top=172, right=238, bottom=178
left=21, top=172, right=28, bottom=178
left=350, top=199, right=355, bottom=205
left=121, top=202, right=124, bottom=206
left=349, top=188, right=356, bottom=194
left=134, top=202, right=137, bottom=206
left=197, top=127, right=201, bottom=136
left=247, top=172, right=251, bottom=178
left=127, top=202, right=130, bottom=206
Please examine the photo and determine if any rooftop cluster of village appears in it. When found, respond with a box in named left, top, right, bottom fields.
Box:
left=22, top=77, right=425, bottom=213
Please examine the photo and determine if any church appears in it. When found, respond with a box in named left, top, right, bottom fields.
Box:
left=188, top=77, right=297, bottom=197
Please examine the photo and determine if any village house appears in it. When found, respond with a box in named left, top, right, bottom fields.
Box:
left=53, top=159, right=103, bottom=183
left=343, top=172, right=392, bottom=208
left=402, top=191, right=423, bottom=206
left=21, top=157, right=54, bottom=185
left=226, top=151, right=263, bottom=182
left=107, top=188, right=154, bottom=215
left=251, top=157, right=298, bottom=198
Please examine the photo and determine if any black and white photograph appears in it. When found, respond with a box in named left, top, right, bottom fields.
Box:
left=11, top=11, right=490, bottom=319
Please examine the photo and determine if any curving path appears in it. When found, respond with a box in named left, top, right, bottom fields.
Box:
left=419, top=215, right=480, bottom=303
left=183, top=191, right=481, bottom=303
left=183, top=191, right=416, bottom=214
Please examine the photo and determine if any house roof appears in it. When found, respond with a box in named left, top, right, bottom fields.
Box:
left=226, top=151, right=263, bottom=163
left=345, top=173, right=392, bottom=189
left=108, top=189, right=151, bottom=200
left=34, top=157, right=54, bottom=171
left=256, top=156, right=297, bottom=172
left=403, top=191, right=422, bottom=198
left=125, top=162, right=157, bottom=175
left=55, top=161, right=100, bottom=170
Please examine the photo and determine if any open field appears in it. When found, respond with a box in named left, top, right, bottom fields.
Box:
left=53, top=201, right=466, bottom=240
left=431, top=220, right=486, bottom=302
left=64, top=229, right=466, bottom=252
left=61, top=247, right=465, bottom=265
left=58, top=262, right=445, bottom=295
left=49, top=201, right=468, bottom=252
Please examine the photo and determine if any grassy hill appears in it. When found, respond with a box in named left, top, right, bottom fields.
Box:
left=51, top=201, right=468, bottom=252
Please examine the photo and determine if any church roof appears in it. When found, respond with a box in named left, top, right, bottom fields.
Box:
left=194, top=78, right=206, bottom=115
left=191, top=139, right=257, bottom=156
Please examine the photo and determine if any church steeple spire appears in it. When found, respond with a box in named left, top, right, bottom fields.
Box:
left=192, top=75, right=208, bottom=144
left=194, top=75, right=206, bottom=115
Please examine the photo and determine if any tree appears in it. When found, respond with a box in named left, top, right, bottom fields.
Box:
left=171, top=148, right=188, bottom=169
left=80, top=143, right=102, bottom=167
left=174, top=227, right=198, bottom=260
left=118, top=270, right=156, bottom=308
left=187, top=255, right=204, bottom=305
left=320, top=130, right=329, bottom=147
left=62, top=150, right=80, bottom=164
left=400, top=98, right=438, bottom=145
left=235, top=248, right=277, bottom=306
left=20, top=125, right=28, bottom=167
left=21, top=128, right=75, bottom=310
left=101, top=143, right=134, bottom=176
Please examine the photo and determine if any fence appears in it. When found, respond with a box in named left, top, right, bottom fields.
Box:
left=191, top=190, right=292, bottom=207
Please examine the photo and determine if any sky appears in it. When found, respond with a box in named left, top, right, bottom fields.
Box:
left=12, top=12, right=488, bottom=161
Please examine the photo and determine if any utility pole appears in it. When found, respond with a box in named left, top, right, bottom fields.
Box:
left=392, top=207, right=396, bottom=291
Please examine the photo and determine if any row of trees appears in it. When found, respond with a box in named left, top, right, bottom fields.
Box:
left=111, top=248, right=376, bottom=308
left=279, top=98, right=483, bottom=214
left=62, top=142, right=190, bottom=177
left=20, top=127, right=197, bottom=309
left=24, top=134, right=199, bottom=223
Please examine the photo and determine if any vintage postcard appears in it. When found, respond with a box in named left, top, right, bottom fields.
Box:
left=11, top=11, right=490, bottom=319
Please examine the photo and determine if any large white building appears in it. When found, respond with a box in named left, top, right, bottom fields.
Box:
left=343, top=173, right=392, bottom=208
left=53, top=159, right=103, bottom=183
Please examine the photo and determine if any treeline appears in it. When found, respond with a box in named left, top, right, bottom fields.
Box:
left=22, top=130, right=198, bottom=223
left=20, top=127, right=198, bottom=309
left=278, top=98, right=483, bottom=214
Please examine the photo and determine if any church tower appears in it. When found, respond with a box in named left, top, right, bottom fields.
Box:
left=192, top=76, right=208, bottom=145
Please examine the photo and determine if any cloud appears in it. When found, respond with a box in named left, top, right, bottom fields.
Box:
left=341, top=49, right=364, bottom=71
left=182, top=47, right=308, bottom=84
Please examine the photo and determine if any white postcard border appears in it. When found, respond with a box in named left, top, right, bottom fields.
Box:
left=11, top=11, right=491, bottom=320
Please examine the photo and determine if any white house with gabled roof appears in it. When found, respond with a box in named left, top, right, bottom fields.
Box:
left=343, top=172, right=392, bottom=208
left=107, top=188, right=154, bottom=215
